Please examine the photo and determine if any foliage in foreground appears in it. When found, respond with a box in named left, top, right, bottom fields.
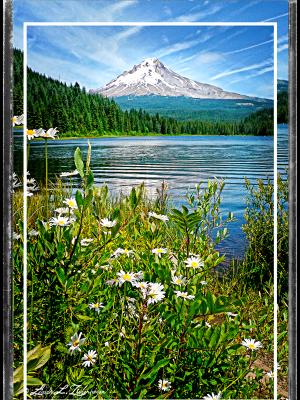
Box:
left=238, top=174, right=288, bottom=299
left=12, top=146, right=287, bottom=399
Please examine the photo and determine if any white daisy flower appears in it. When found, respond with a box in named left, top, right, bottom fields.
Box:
left=54, top=207, right=71, bottom=215
left=26, top=129, right=40, bottom=140
left=266, top=371, right=274, bottom=378
left=63, top=197, right=78, bottom=209
left=148, top=212, right=169, bottom=222
left=226, top=312, right=238, bottom=317
left=146, top=282, right=165, bottom=305
left=133, top=271, right=144, bottom=281
left=88, top=302, right=104, bottom=313
left=100, top=218, right=117, bottom=228
left=120, top=326, right=126, bottom=338
left=100, top=264, right=112, bottom=271
left=40, top=127, right=58, bottom=139
left=158, top=379, right=171, bottom=392
left=171, top=275, right=187, bottom=286
left=134, top=281, right=149, bottom=291
left=112, top=248, right=134, bottom=257
left=174, top=290, right=195, bottom=300
left=82, top=350, right=97, bottom=367
left=104, top=341, right=109, bottom=347
left=125, top=302, right=139, bottom=319
left=152, top=248, right=167, bottom=257
left=13, top=173, right=22, bottom=191
left=27, top=178, right=37, bottom=185
left=116, top=270, right=138, bottom=286
left=106, top=279, right=117, bottom=286
left=185, top=256, right=204, bottom=269
left=67, top=332, right=85, bottom=353
left=200, top=280, right=208, bottom=285
left=202, top=392, right=222, bottom=400
left=205, top=321, right=212, bottom=328
left=241, top=338, right=263, bottom=351
left=28, top=229, right=39, bottom=237
left=12, top=114, right=24, bottom=126
left=81, top=238, right=94, bottom=246
left=13, top=232, right=21, bottom=240
left=60, top=170, right=79, bottom=177
left=49, top=215, right=75, bottom=227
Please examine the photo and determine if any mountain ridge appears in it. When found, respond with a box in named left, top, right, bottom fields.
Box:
left=90, top=58, right=247, bottom=99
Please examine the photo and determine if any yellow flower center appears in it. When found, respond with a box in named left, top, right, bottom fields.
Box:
left=87, top=354, right=94, bottom=361
left=249, top=343, right=255, bottom=349
left=191, top=261, right=199, bottom=267
left=73, top=339, right=79, bottom=346
left=58, top=220, right=65, bottom=225
left=27, top=130, right=34, bottom=136
left=123, top=274, right=131, bottom=281
left=175, top=278, right=181, bottom=284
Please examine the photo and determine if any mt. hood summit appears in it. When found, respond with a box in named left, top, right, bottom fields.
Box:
left=90, top=58, right=246, bottom=99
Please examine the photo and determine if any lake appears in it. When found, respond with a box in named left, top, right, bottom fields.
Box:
left=13, top=124, right=288, bottom=260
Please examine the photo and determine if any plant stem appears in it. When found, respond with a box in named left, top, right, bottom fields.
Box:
left=45, top=138, right=49, bottom=218
left=29, top=262, right=34, bottom=347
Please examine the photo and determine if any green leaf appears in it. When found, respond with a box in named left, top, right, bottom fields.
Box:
left=86, top=170, right=94, bottom=190
left=83, top=189, right=93, bottom=207
left=26, top=376, right=44, bottom=386
left=141, top=358, right=170, bottom=383
left=74, top=147, right=84, bottom=178
left=129, top=187, right=137, bottom=209
left=55, top=267, right=66, bottom=286
left=76, top=314, right=94, bottom=321
left=75, top=190, right=84, bottom=207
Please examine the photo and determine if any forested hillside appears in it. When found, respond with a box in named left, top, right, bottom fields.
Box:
left=13, top=49, right=274, bottom=136
left=114, top=96, right=274, bottom=122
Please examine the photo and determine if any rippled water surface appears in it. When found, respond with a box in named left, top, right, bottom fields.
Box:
left=14, top=125, right=288, bottom=259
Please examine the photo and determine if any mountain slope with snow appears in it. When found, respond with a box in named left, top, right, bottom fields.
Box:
left=90, top=58, right=246, bottom=99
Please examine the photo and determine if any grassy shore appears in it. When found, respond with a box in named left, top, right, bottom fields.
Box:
left=12, top=146, right=288, bottom=399
left=14, top=130, right=273, bottom=140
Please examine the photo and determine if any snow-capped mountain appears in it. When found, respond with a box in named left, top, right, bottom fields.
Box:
left=90, top=58, right=246, bottom=99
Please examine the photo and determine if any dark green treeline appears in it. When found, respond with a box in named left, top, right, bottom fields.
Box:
left=13, top=48, right=274, bottom=136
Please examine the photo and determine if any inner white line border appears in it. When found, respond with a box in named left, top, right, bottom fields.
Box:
left=23, top=21, right=278, bottom=399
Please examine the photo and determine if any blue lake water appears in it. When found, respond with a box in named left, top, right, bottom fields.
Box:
left=13, top=124, right=288, bottom=260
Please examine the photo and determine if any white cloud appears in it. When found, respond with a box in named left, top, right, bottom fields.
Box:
left=211, top=59, right=272, bottom=80
left=175, top=3, right=223, bottom=22
left=226, top=39, right=274, bottom=55
left=229, top=66, right=274, bottom=85
left=157, top=39, right=200, bottom=58
left=278, top=34, right=288, bottom=44
left=278, top=43, right=288, bottom=53
left=264, top=12, right=288, bottom=22
left=195, top=52, right=224, bottom=64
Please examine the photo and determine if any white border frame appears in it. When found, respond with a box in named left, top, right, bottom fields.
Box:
left=23, top=21, right=278, bottom=399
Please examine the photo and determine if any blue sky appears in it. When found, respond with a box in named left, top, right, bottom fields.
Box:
left=13, top=0, right=288, bottom=99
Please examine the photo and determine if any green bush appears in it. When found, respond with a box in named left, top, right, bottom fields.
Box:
left=240, top=174, right=288, bottom=298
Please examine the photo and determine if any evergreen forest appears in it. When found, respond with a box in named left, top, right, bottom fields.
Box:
left=13, top=49, right=285, bottom=137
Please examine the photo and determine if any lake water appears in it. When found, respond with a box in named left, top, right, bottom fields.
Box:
left=13, top=124, right=288, bottom=260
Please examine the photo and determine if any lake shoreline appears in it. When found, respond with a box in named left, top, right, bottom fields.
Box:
left=14, top=131, right=274, bottom=140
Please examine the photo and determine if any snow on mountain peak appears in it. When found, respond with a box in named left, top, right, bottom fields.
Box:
left=91, top=58, right=246, bottom=99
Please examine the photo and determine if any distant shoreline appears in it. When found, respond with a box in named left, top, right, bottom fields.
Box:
left=13, top=127, right=283, bottom=140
